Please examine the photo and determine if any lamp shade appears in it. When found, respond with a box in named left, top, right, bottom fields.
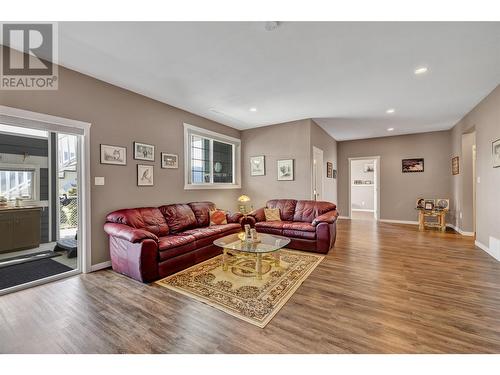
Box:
left=238, top=195, right=251, bottom=203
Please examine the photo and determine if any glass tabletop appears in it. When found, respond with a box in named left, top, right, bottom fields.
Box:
left=213, top=232, right=290, bottom=253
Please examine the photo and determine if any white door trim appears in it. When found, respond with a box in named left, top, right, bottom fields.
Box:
left=0, top=105, right=92, bottom=278
left=348, top=156, right=381, bottom=220
left=312, top=146, right=324, bottom=201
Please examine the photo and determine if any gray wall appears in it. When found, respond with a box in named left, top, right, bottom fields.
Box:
left=0, top=51, right=242, bottom=265
left=310, top=120, right=338, bottom=203
left=451, top=84, right=500, bottom=253
left=338, top=131, right=452, bottom=221
left=241, top=119, right=312, bottom=209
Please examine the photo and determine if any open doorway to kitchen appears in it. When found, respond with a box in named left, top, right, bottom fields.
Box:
left=349, top=156, right=380, bottom=221
left=0, top=106, right=90, bottom=294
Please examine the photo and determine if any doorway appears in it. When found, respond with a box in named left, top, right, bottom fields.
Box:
left=349, top=156, right=380, bottom=221
left=312, top=146, right=324, bottom=201
left=0, top=106, right=91, bottom=295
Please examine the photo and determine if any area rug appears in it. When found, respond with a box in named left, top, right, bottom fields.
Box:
left=155, top=249, right=324, bottom=328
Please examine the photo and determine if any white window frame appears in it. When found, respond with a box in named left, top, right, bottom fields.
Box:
left=184, top=123, right=241, bottom=190
left=0, top=164, right=39, bottom=202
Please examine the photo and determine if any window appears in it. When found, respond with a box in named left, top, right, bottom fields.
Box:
left=0, top=168, right=35, bottom=201
left=184, top=124, right=240, bottom=189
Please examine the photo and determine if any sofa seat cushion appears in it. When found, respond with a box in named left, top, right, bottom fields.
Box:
left=158, top=235, right=197, bottom=261
left=182, top=224, right=241, bottom=247
left=282, top=222, right=316, bottom=232
left=283, top=229, right=316, bottom=240
left=255, top=220, right=291, bottom=235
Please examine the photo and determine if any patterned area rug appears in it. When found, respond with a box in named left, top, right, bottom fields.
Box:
left=155, top=249, right=324, bottom=328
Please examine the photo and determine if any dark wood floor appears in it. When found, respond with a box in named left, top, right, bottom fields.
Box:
left=2, top=219, right=500, bottom=353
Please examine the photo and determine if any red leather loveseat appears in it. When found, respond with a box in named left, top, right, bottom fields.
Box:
left=245, top=199, right=339, bottom=254
left=104, top=202, right=243, bottom=283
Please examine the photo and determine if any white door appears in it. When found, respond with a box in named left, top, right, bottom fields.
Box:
left=312, top=147, right=324, bottom=201
left=373, top=158, right=378, bottom=220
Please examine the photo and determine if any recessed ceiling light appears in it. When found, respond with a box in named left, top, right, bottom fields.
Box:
left=249, top=107, right=257, bottom=112
left=414, top=66, right=428, bottom=75
left=387, top=128, right=395, bottom=132
left=386, top=108, right=395, bottom=114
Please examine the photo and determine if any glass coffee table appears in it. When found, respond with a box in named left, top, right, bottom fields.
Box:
left=213, top=233, right=291, bottom=280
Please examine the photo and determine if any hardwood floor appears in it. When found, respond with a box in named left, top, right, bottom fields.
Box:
left=1, top=219, right=500, bottom=353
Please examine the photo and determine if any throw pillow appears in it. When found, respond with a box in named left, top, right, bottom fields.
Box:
left=264, top=208, right=281, bottom=221
left=209, top=209, right=228, bottom=225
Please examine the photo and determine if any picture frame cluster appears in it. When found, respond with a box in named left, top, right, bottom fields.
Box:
left=100, top=142, right=178, bottom=187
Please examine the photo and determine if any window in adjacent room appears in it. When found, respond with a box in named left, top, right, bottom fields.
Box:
left=0, top=168, right=36, bottom=201
left=184, top=123, right=240, bottom=189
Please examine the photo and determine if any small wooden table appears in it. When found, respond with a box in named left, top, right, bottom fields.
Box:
left=417, top=208, right=448, bottom=232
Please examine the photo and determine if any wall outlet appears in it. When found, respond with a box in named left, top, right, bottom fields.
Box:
left=459, top=212, right=463, bottom=219
left=477, top=176, right=481, bottom=183
left=95, top=177, right=105, bottom=186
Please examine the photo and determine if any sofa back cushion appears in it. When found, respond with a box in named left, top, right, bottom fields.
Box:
left=293, top=200, right=337, bottom=223
left=106, top=207, right=169, bottom=236
left=266, top=199, right=297, bottom=221
left=159, top=204, right=197, bottom=233
left=188, top=201, right=216, bottom=227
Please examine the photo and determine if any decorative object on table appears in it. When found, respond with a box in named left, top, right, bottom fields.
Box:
left=364, top=163, right=374, bottom=172
left=277, top=159, right=294, bottom=181
left=353, top=180, right=363, bottom=185
left=332, top=169, right=337, bottom=179
left=416, top=198, right=425, bottom=209
left=435, top=199, right=450, bottom=210
left=424, top=199, right=435, bottom=210
left=155, top=248, right=324, bottom=328
left=161, top=153, right=178, bottom=169
left=364, top=180, right=372, bottom=184
left=402, top=158, right=424, bottom=173
left=264, top=207, right=281, bottom=221
left=209, top=209, right=227, bottom=225
left=326, top=162, right=333, bottom=178
left=134, top=142, right=155, bottom=161
left=100, top=144, right=127, bottom=165
left=244, top=224, right=251, bottom=239
left=237, top=195, right=251, bottom=214
left=493, top=139, right=500, bottom=168
left=250, top=156, right=265, bottom=176
left=452, top=156, right=460, bottom=175
left=137, top=164, right=154, bottom=186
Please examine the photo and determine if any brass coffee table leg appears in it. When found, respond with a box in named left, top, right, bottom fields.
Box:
left=273, top=251, right=281, bottom=268
left=256, top=253, right=262, bottom=280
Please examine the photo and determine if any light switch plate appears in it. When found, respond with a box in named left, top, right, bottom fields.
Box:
left=477, top=176, right=481, bottom=183
left=95, top=177, right=105, bottom=186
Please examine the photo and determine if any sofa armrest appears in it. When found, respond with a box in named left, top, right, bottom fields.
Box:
left=248, top=207, right=266, bottom=223
left=312, top=210, right=339, bottom=227
left=226, top=211, right=244, bottom=224
left=104, top=222, right=159, bottom=243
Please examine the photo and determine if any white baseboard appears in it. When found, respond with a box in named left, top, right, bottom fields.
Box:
left=351, top=209, right=375, bottom=212
left=475, top=240, right=500, bottom=261
left=379, top=219, right=419, bottom=225
left=447, top=224, right=475, bottom=237
left=90, top=260, right=112, bottom=272
left=338, top=215, right=350, bottom=219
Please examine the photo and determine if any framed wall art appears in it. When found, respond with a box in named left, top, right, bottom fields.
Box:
left=100, top=144, right=127, bottom=165
left=134, top=142, right=155, bottom=161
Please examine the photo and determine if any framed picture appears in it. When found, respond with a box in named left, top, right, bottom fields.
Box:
left=137, top=164, right=154, bottom=186
left=416, top=198, right=425, bottom=209
left=100, top=144, right=127, bottom=165
left=250, top=156, right=265, bottom=176
left=493, top=139, right=500, bottom=168
left=332, top=169, right=337, bottom=179
left=134, top=142, right=155, bottom=161
left=326, top=162, right=333, bottom=178
left=402, top=158, right=424, bottom=173
left=161, top=153, right=178, bottom=169
left=364, top=163, right=374, bottom=172
left=452, top=156, right=459, bottom=175
left=277, top=159, right=294, bottom=181
left=424, top=199, right=435, bottom=210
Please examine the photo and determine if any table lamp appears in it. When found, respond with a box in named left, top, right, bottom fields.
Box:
left=238, top=195, right=251, bottom=214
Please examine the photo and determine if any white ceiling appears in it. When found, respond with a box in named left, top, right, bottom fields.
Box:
left=53, top=22, right=500, bottom=140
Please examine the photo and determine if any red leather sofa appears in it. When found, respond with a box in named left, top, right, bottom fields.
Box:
left=245, top=199, right=339, bottom=254
left=104, top=202, right=243, bottom=283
